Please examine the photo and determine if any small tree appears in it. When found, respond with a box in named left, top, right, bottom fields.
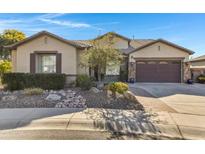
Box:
left=0, top=29, right=26, bottom=59
left=80, top=33, right=123, bottom=81
left=0, top=60, right=12, bottom=78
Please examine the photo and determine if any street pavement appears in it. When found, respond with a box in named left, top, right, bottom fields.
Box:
left=0, top=107, right=203, bottom=139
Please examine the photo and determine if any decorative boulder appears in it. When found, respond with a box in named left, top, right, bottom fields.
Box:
left=63, top=98, right=72, bottom=103
left=67, top=90, right=72, bottom=93
left=58, top=90, right=66, bottom=96
left=1, top=95, right=17, bottom=101
left=96, top=82, right=104, bottom=89
left=89, top=87, right=100, bottom=93
left=66, top=93, right=75, bottom=99
left=45, top=94, right=61, bottom=101
left=55, top=102, right=67, bottom=108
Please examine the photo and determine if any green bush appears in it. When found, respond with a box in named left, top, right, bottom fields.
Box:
left=76, top=74, right=93, bottom=90
left=24, top=88, right=44, bottom=95
left=108, top=82, right=128, bottom=94
left=2, top=73, right=66, bottom=90
left=197, top=74, right=205, bottom=84
left=0, top=60, right=12, bottom=77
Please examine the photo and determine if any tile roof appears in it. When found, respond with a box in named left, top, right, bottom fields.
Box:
left=189, top=55, right=205, bottom=62
left=5, top=31, right=91, bottom=50
left=5, top=31, right=195, bottom=56
left=128, top=39, right=194, bottom=55
left=119, top=46, right=136, bottom=54
left=94, top=31, right=131, bottom=41
left=72, top=40, right=92, bottom=48
left=132, top=39, right=155, bottom=45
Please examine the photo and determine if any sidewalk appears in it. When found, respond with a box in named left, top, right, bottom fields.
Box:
left=0, top=108, right=205, bottom=139
left=0, top=108, right=159, bottom=134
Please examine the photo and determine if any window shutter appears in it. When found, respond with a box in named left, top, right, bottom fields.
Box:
left=56, top=53, right=62, bottom=74
left=30, top=53, right=36, bottom=73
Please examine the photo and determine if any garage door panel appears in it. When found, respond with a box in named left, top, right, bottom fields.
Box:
left=136, top=61, right=181, bottom=83
left=136, top=64, right=158, bottom=82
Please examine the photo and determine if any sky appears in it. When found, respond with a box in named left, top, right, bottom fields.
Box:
left=0, top=13, right=204, bottom=57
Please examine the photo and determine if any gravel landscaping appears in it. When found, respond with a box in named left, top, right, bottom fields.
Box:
left=0, top=89, right=86, bottom=108
left=0, top=87, right=143, bottom=110
left=74, top=88, right=143, bottom=110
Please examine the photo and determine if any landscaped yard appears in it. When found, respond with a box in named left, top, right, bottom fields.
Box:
left=75, top=88, right=143, bottom=110
left=0, top=87, right=143, bottom=110
left=0, top=89, right=86, bottom=108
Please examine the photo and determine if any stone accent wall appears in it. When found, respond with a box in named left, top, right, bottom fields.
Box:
left=183, top=62, right=191, bottom=82
left=128, top=62, right=136, bottom=82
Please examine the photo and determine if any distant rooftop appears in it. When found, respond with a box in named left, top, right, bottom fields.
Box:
left=189, top=55, right=205, bottom=62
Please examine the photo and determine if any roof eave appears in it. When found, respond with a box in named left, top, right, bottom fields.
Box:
left=189, top=59, right=205, bottom=62
left=4, top=31, right=88, bottom=50
left=128, top=39, right=195, bottom=55
left=94, top=32, right=131, bottom=41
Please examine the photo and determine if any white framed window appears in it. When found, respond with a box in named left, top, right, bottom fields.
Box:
left=36, top=54, right=56, bottom=73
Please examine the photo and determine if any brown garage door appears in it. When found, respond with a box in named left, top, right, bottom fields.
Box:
left=136, top=61, right=181, bottom=83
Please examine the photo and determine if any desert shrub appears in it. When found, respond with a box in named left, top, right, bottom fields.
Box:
left=2, top=73, right=66, bottom=90
left=0, top=60, right=12, bottom=77
left=197, top=74, right=205, bottom=84
left=24, top=88, right=44, bottom=95
left=76, top=74, right=93, bottom=90
left=108, top=82, right=128, bottom=95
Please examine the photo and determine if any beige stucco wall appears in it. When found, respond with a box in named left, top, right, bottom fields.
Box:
left=11, top=50, right=17, bottom=72
left=14, top=34, right=77, bottom=74
left=129, top=42, right=190, bottom=62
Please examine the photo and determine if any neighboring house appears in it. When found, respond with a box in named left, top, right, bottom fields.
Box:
left=189, top=55, right=205, bottom=81
left=6, top=31, right=194, bottom=83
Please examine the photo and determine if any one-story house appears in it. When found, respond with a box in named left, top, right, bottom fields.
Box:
left=6, top=31, right=194, bottom=83
left=189, top=55, right=205, bottom=81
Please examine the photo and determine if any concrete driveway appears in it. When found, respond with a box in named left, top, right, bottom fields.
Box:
left=129, top=83, right=205, bottom=139
left=131, top=83, right=205, bottom=115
